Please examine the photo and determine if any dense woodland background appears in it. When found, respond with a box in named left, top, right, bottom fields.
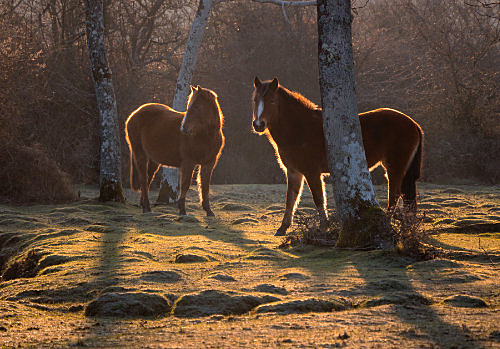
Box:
left=0, top=0, right=498, bottom=202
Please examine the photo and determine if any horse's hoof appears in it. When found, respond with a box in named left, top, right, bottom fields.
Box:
left=274, top=229, right=287, bottom=237
left=206, top=210, right=215, bottom=217
left=319, top=221, right=329, bottom=232
left=179, top=210, right=186, bottom=216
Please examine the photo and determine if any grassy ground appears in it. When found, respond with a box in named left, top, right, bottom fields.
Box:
left=0, top=183, right=499, bottom=348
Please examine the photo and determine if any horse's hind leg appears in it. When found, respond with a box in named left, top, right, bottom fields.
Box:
left=147, top=160, right=160, bottom=190
left=304, top=173, right=328, bottom=231
left=199, top=161, right=215, bottom=216
left=178, top=161, right=195, bottom=216
left=402, top=179, right=417, bottom=212
left=276, top=169, right=304, bottom=236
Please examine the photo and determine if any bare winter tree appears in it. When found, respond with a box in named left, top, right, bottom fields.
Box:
left=157, top=0, right=214, bottom=203
left=317, top=0, right=391, bottom=248
left=84, top=0, right=125, bottom=202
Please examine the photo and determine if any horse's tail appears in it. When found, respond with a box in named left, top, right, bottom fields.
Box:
left=129, top=152, right=141, bottom=192
left=125, top=123, right=141, bottom=192
left=401, top=127, right=423, bottom=208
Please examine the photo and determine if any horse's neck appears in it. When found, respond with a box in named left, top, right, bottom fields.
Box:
left=269, top=92, right=309, bottom=145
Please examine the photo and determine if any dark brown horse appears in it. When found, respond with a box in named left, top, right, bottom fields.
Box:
left=125, top=85, right=224, bottom=216
left=252, top=77, right=423, bottom=236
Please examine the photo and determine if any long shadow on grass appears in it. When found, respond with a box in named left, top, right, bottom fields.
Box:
left=81, top=214, right=128, bottom=347
left=288, top=247, right=485, bottom=348
left=350, top=252, right=484, bottom=348
left=129, top=201, right=274, bottom=259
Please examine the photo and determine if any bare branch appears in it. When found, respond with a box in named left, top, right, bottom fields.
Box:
left=251, top=0, right=317, bottom=6
left=0, top=0, right=24, bottom=18
left=281, top=2, right=291, bottom=23
left=464, top=0, right=500, bottom=8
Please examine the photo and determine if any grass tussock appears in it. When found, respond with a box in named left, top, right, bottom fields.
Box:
left=279, top=214, right=340, bottom=248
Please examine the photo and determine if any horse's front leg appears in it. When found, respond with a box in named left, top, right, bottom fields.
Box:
left=304, top=173, right=328, bottom=231
left=178, top=161, right=195, bottom=216
left=275, top=169, right=304, bottom=236
left=199, top=161, right=216, bottom=216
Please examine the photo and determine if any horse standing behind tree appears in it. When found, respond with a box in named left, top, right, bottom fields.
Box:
left=125, top=85, right=224, bottom=216
left=252, top=77, right=423, bottom=236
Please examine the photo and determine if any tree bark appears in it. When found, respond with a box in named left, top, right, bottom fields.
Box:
left=317, top=0, right=391, bottom=248
left=84, top=0, right=125, bottom=202
left=157, top=0, right=213, bottom=203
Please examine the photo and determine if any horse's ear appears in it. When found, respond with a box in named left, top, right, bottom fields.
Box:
left=190, top=85, right=195, bottom=92
left=270, top=77, right=279, bottom=92
left=254, top=76, right=261, bottom=88
left=196, top=85, right=201, bottom=90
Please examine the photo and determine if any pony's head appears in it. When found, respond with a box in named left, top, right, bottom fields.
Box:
left=181, top=85, right=222, bottom=135
left=252, top=76, right=279, bottom=134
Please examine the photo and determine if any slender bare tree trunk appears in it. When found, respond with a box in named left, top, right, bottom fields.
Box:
left=317, top=0, right=391, bottom=248
left=84, top=0, right=125, bottom=202
left=157, top=0, right=214, bottom=204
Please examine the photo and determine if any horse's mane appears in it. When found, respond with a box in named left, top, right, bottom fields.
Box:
left=187, top=87, right=224, bottom=128
left=279, top=86, right=320, bottom=111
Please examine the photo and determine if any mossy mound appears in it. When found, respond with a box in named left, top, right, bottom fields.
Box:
left=140, top=270, right=182, bottom=283
left=244, top=247, right=286, bottom=261
left=210, top=274, right=236, bottom=282
left=232, top=218, right=259, bottom=225
left=221, top=203, right=253, bottom=211
left=85, top=292, right=171, bottom=318
left=443, top=295, right=488, bottom=308
left=252, top=284, right=288, bottom=295
left=358, top=292, right=432, bottom=308
left=279, top=272, right=310, bottom=281
left=254, top=298, right=348, bottom=314
left=171, top=290, right=279, bottom=317
left=174, top=254, right=210, bottom=263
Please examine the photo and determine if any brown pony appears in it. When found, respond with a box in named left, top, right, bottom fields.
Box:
left=125, top=85, right=224, bottom=216
left=252, top=77, right=423, bottom=236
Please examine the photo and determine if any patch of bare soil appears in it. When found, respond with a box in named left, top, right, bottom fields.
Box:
left=0, top=184, right=499, bottom=348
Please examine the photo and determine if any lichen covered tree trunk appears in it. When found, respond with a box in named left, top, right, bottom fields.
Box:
left=84, top=0, right=125, bottom=202
left=157, top=0, right=213, bottom=203
left=317, top=0, right=391, bottom=248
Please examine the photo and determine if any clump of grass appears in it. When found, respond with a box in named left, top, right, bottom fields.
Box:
left=393, top=208, right=436, bottom=260
left=279, top=213, right=340, bottom=248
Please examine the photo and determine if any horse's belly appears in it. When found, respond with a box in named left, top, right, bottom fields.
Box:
left=279, top=142, right=328, bottom=175
left=142, top=134, right=182, bottom=167
left=181, top=136, right=223, bottom=165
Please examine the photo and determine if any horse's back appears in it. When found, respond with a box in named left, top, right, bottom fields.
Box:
left=126, top=103, right=184, bottom=166
left=359, top=108, right=421, bottom=167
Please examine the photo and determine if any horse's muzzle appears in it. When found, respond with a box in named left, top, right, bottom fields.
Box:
left=252, top=120, right=266, bottom=133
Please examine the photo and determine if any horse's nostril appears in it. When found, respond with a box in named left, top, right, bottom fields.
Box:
left=253, top=120, right=265, bottom=131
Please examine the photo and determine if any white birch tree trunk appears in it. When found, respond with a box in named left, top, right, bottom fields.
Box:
left=84, top=0, right=124, bottom=202
left=157, top=0, right=213, bottom=204
left=317, top=0, right=391, bottom=248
